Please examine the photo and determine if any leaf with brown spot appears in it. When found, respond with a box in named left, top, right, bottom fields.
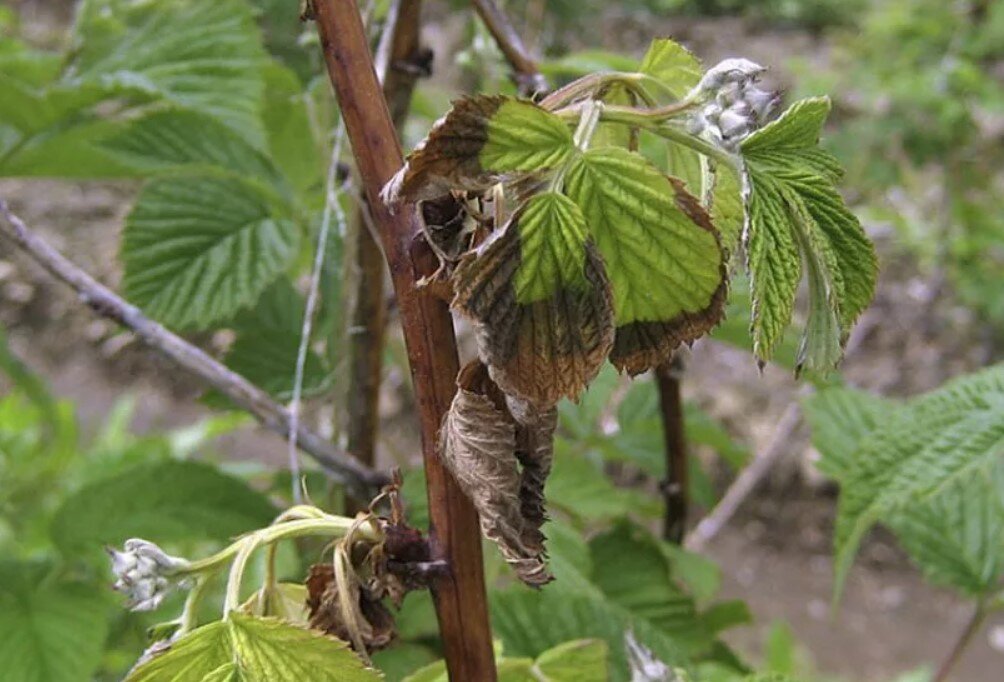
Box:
left=439, top=361, right=552, bottom=586
left=564, top=147, right=728, bottom=375
left=381, top=95, right=575, bottom=203
left=452, top=192, right=615, bottom=408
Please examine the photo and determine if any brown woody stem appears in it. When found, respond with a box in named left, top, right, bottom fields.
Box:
left=656, top=356, right=689, bottom=543
left=933, top=601, right=988, bottom=682
left=0, top=200, right=387, bottom=496
left=471, top=0, right=547, bottom=96
left=311, top=2, right=497, bottom=679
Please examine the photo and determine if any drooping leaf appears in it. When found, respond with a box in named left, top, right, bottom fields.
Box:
left=51, top=459, right=276, bottom=553
left=0, top=562, right=109, bottom=682
left=452, top=191, right=615, bottom=407
left=122, top=173, right=299, bottom=329
left=564, top=147, right=727, bottom=374
left=383, top=96, right=575, bottom=202
left=99, top=109, right=278, bottom=182
left=438, top=361, right=550, bottom=585
left=126, top=614, right=381, bottom=681
left=491, top=588, right=685, bottom=682
left=832, top=364, right=1004, bottom=599
left=740, top=98, right=877, bottom=370
left=514, top=406, right=558, bottom=554
left=223, top=279, right=331, bottom=401
left=803, top=386, right=896, bottom=481
left=71, top=0, right=268, bottom=146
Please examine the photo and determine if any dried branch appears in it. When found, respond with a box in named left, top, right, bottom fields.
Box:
left=656, top=356, right=688, bottom=543
left=0, top=199, right=388, bottom=497
left=310, top=1, right=497, bottom=679
left=471, top=0, right=548, bottom=96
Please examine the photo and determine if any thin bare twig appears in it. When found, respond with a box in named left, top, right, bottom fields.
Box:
left=0, top=200, right=388, bottom=496
left=933, top=601, right=987, bottom=682
left=471, top=0, right=548, bottom=96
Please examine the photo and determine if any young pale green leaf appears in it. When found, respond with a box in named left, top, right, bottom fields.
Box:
left=803, top=386, right=896, bottom=481
left=533, top=639, right=609, bottom=682
left=99, top=109, right=278, bottom=182
left=127, top=614, right=381, bottom=682
left=70, top=0, right=267, bottom=146
left=711, top=162, right=744, bottom=257
left=639, top=38, right=702, bottom=100
left=491, top=588, right=685, bottom=682
left=51, top=459, right=275, bottom=554
left=0, top=564, right=109, bottom=682
left=564, top=147, right=727, bottom=375
left=452, top=192, right=614, bottom=407
left=122, top=173, right=299, bottom=330
left=223, top=279, right=331, bottom=401
left=384, top=96, right=575, bottom=202
left=832, top=365, right=1004, bottom=600
left=740, top=98, right=877, bottom=370
left=887, top=467, right=1004, bottom=597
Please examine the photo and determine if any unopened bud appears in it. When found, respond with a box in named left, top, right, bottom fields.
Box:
left=108, top=539, right=190, bottom=612
left=744, top=85, right=781, bottom=123
left=698, top=58, right=765, bottom=92
left=719, top=107, right=753, bottom=140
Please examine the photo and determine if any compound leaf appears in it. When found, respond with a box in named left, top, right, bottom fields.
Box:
left=122, top=173, right=299, bottom=330
left=453, top=192, right=614, bottom=407
left=741, top=98, right=877, bottom=371
left=564, top=147, right=726, bottom=375
left=51, top=459, right=275, bottom=554
left=384, top=96, right=574, bottom=202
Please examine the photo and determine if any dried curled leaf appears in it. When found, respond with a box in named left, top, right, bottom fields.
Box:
left=453, top=192, right=615, bottom=408
left=305, top=563, right=395, bottom=653
left=439, top=361, right=552, bottom=586
left=381, top=95, right=575, bottom=204
left=514, top=403, right=557, bottom=554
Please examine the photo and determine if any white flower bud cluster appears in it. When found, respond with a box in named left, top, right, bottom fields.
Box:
left=688, top=58, right=780, bottom=151
left=108, top=539, right=190, bottom=612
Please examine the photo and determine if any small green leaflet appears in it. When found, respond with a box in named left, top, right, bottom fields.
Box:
left=126, top=614, right=381, bottom=681
left=452, top=192, right=614, bottom=407
left=803, top=386, right=896, bottom=481
left=740, top=97, right=877, bottom=371
left=831, top=364, right=1004, bottom=601
left=122, top=173, right=299, bottom=330
left=638, top=38, right=702, bottom=101
left=564, top=147, right=726, bottom=375
left=384, top=96, right=575, bottom=203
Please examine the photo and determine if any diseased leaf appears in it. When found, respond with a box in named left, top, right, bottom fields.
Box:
left=513, top=405, right=558, bottom=554
left=51, top=459, right=276, bottom=553
left=832, top=365, right=1004, bottom=600
left=740, top=98, right=877, bottom=370
left=564, top=148, right=727, bottom=374
left=126, top=614, right=381, bottom=681
left=383, top=96, right=575, bottom=202
left=122, top=173, right=299, bottom=330
left=0, top=563, right=109, bottom=682
left=438, top=361, right=550, bottom=585
left=453, top=192, right=615, bottom=407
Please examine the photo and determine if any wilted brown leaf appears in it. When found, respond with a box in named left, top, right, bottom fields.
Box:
left=452, top=201, right=615, bottom=408
left=305, top=563, right=395, bottom=653
left=439, top=361, right=552, bottom=586
left=514, top=403, right=557, bottom=555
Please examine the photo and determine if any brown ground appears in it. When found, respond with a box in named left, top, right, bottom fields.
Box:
left=2, top=3, right=1003, bottom=681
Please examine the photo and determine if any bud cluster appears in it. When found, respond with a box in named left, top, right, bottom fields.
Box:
left=688, top=58, right=781, bottom=150
left=108, top=539, right=190, bottom=611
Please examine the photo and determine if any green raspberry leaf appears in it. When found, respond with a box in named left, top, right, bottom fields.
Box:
left=639, top=38, right=702, bottom=100
left=385, top=96, right=575, bottom=203
left=122, top=173, right=299, bottom=330
left=740, top=97, right=877, bottom=371
left=564, top=147, right=727, bottom=375
left=126, top=614, right=382, bottom=681
left=452, top=192, right=614, bottom=406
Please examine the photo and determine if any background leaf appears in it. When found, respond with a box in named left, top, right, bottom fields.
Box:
left=122, top=173, right=299, bottom=329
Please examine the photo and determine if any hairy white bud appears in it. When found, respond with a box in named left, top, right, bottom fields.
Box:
left=744, top=85, right=781, bottom=123
left=698, top=58, right=765, bottom=92
left=718, top=107, right=753, bottom=142
left=108, top=539, right=190, bottom=612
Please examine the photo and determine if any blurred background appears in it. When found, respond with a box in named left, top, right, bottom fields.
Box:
left=1, top=0, right=1003, bottom=680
